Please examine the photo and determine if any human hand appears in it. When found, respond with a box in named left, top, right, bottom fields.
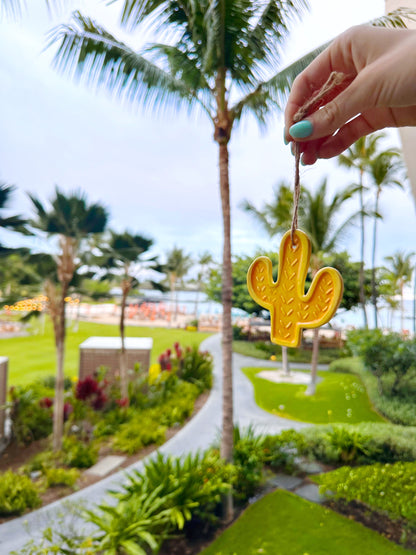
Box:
left=284, top=25, right=416, bottom=164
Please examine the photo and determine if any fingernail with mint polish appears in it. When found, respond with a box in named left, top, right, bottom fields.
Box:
left=283, top=128, right=289, bottom=145
left=289, top=120, right=313, bottom=139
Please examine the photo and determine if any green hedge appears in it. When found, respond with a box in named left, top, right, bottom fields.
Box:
left=298, top=422, right=416, bottom=465
left=316, top=461, right=416, bottom=525
left=329, top=357, right=416, bottom=426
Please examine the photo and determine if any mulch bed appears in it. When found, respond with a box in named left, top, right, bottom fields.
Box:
left=325, top=498, right=416, bottom=551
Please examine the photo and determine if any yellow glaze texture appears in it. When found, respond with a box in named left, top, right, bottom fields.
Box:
left=247, top=229, right=343, bottom=347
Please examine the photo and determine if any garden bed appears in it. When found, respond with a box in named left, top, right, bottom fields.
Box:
left=0, top=389, right=210, bottom=523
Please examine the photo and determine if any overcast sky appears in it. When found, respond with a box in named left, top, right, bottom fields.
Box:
left=0, top=0, right=415, bottom=267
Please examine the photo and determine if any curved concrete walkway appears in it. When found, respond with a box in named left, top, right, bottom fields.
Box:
left=0, top=334, right=321, bottom=553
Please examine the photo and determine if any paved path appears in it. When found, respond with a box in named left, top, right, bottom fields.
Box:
left=0, top=334, right=322, bottom=553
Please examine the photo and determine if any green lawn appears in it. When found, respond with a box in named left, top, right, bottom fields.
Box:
left=1, top=319, right=211, bottom=386
left=242, top=367, right=385, bottom=424
left=201, top=489, right=411, bottom=555
left=233, top=340, right=341, bottom=364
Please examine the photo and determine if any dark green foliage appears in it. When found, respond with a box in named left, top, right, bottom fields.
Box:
left=0, top=471, right=41, bottom=516
left=322, top=251, right=372, bottom=311
left=87, top=451, right=234, bottom=553
left=232, top=427, right=266, bottom=501
left=346, top=329, right=416, bottom=397
left=177, top=345, right=213, bottom=392
left=205, top=252, right=279, bottom=315
left=299, top=423, right=416, bottom=465
left=263, top=429, right=306, bottom=472
left=316, top=462, right=416, bottom=525
left=62, top=437, right=98, bottom=468
left=9, top=385, right=53, bottom=445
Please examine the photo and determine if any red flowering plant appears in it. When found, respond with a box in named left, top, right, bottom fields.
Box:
left=75, top=375, right=108, bottom=412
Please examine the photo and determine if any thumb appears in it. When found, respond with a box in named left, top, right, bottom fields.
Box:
left=289, top=80, right=366, bottom=141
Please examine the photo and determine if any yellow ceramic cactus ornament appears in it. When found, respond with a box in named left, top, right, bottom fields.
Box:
left=247, top=229, right=343, bottom=348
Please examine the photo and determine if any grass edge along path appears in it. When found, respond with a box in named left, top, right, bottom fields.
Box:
left=242, top=367, right=385, bottom=424
left=1, top=320, right=212, bottom=386
left=200, top=489, right=412, bottom=555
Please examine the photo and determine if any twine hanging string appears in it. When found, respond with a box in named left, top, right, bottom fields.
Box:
left=290, top=71, right=345, bottom=246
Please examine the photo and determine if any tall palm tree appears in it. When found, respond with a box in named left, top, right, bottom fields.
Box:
left=299, top=179, right=358, bottom=394
left=337, top=133, right=386, bottom=329
left=30, top=188, right=108, bottom=451
left=164, top=246, right=192, bottom=323
left=242, top=180, right=295, bottom=375
left=368, top=149, right=404, bottom=328
left=384, top=251, right=414, bottom=333
left=97, top=230, right=162, bottom=398
left=49, top=2, right=412, bottom=475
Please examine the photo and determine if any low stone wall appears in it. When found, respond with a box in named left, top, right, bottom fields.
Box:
left=79, top=337, right=152, bottom=382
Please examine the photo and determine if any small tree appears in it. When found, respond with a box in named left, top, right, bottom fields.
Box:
left=163, top=247, right=193, bottom=324
left=30, top=188, right=108, bottom=450
left=384, top=251, right=415, bottom=333
left=97, top=230, right=163, bottom=398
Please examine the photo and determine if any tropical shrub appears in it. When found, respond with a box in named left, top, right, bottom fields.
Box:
left=62, top=436, right=98, bottom=468
left=298, top=423, right=416, bottom=465
left=263, top=429, right=306, bottom=472
left=346, top=329, right=416, bottom=397
left=177, top=345, right=213, bottom=392
left=112, top=417, right=167, bottom=455
left=44, top=467, right=79, bottom=488
left=9, top=386, right=53, bottom=445
left=88, top=450, right=234, bottom=552
left=0, top=471, right=41, bottom=516
left=232, top=427, right=266, bottom=501
left=316, top=461, right=416, bottom=525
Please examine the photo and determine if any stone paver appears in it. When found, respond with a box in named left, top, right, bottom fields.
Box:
left=0, top=334, right=317, bottom=553
left=297, top=460, right=326, bottom=474
left=85, top=455, right=126, bottom=477
left=294, top=483, right=324, bottom=504
left=269, top=473, right=304, bottom=491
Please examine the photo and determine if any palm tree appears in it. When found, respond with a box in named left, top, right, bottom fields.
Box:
left=242, top=181, right=295, bottom=375
left=0, top=183, right=29, bottom=253
left=338, top=134, right=386, bottom=328
left=164, top=246, right=192, bottom=324
left=299, top=179, right=358, bottom=394
left=30, top=188, right=108, bottom=451
left=97, top=230, right=162, bottom=398
left=384, top=251, right=414, bottom=333
left=368, top=149, right=404, bottom=328
left=49, top=2, right=412, bottom=478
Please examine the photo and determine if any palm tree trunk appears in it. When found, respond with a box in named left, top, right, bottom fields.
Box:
left=359, top=178, right=368, bottom=328
left=400, top=281, right=404, bottom=334
left=52, top=284, right=68, bottom=451
left=371, top=190, right=380, bottom=328
left=308, top=327, right=319, bottom=395
left=218, top=141, right=233, bottom=463
left=282, top=346, right=290, bottom=376
left=120, top=282, right=129, bottom=399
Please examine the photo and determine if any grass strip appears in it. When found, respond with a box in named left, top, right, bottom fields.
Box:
left=201, top=489, right=412, bottom=555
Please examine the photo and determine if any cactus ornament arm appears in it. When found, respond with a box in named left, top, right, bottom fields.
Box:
left=247, top=229, right=343, bottom=347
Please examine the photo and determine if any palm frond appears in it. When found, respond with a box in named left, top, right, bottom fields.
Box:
left=369, top=7, right=416, bottom=28
left=246, top=0, right=308, bottom=71
left=49, top=11, right=201, bottom=116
